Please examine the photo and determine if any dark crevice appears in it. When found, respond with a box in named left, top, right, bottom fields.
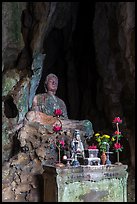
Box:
left=4, top=95, right=18, bottom=118
left=11, top=134, right=21, bottom=156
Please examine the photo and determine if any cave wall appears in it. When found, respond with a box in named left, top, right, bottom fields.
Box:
left=2, top=2, right=46, bottom=162
left=93, top=2, right=135, bottom=168
left=2, top=2, right=27, bottom=162
left=2, top=2, right=135, bottom=170
left=2, top=2, right=26, bottom=71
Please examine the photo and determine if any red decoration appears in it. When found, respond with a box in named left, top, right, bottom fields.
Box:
left=53, top=124, right=62, bottom=132
left=114, top=142, right=123, bottom=150
left=88, top=144, right=97, bottom=149
left=59, top=140, right=65, bottom=148
left=114, top=130, right=121, bottom=135
left=54, top=109, right=62, bottom=117
left=112, top=117, right=122, bottom=124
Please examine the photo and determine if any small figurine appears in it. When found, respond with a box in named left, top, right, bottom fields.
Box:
left=70, top=130, right=85, bottom=166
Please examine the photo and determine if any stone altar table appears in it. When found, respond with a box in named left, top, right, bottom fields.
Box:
left=42, top=164, right=128, bottom=202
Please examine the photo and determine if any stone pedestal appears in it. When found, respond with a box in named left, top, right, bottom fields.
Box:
left=42, top=164, right=128, bottom=202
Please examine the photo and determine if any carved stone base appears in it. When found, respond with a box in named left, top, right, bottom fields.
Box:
left=42, top=165, right=128, bottom=202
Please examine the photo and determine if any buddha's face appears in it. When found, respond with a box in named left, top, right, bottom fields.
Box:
left=46, top=76, right=58, bottom=92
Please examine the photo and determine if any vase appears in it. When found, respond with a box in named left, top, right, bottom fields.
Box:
left=101, top=151, right=107, bottom=165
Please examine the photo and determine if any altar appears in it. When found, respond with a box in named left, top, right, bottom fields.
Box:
left=14, top=110, right=128, bottom=202
left=42, top=164, right=128, bottom=202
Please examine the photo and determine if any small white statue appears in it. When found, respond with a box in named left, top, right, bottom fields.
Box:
left=71, top=130, right=85, bottom=160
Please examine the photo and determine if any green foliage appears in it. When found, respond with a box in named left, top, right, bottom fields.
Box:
left=95, top=133, right=115, bottom=153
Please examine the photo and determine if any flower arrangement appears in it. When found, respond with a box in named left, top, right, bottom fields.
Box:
left=95, top=116, right=124, bottom=164
left=51, top=108, right=66, bottom=166
left=95, top=133, right=114, bottom=153
left=112, top=117, right=123, bottom=163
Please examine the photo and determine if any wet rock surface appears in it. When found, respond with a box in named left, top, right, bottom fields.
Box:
left=2, top=122, right=63, bottom=202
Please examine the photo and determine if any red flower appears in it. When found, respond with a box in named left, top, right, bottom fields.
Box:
left=54, top=109, right=62, bottom=117
left=112, top=117, right=122, bottom=124
left=88, top=144, right=97, bottom=149
left=53, top=124, right=62, bottom=132
left=59, top=140, right=65, bottom=148
left=114, top=131, right=121, bottom=135
left=114, top=142, right=122, bottom=150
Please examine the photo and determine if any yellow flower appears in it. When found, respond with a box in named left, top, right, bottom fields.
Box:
left=103, top=134, right=110, bottom=139
left=96, top=138, right=101, bottom=142
left=95, top=133, right=100, bottom=137
left=111, top=137, right=116, bottom=141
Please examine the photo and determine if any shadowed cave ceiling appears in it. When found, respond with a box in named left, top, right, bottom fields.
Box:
left=2, top=2, right=135, bottom=169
